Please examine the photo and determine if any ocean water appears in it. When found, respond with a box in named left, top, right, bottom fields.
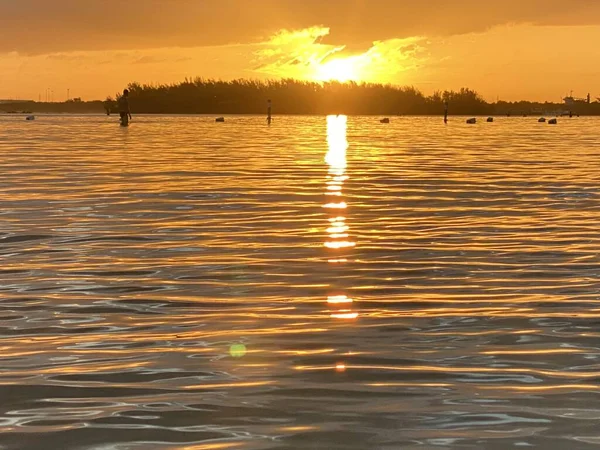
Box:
left=1, top=114, right=600, bottom=449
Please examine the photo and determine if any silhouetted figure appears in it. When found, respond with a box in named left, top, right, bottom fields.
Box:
left=118, top=89, right=131, bottom=126
left=267, top=99, right=272, bottom=124
left=444, top=101, right=448, bottom=123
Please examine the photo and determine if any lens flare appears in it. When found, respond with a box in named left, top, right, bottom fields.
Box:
left=229, top=344, right=247, bottom=358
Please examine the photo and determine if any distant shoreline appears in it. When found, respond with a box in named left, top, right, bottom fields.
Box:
left=4, top=79, right=597, bottom=116
left=1, top=110, right=598, bottom=118
left=0, top=101, right=104, bottom=115
left=3, top=103, right=596, bottom=117
left=1, top=111, right=598, bottom=118
left=2, top=77, right=598, bottom=118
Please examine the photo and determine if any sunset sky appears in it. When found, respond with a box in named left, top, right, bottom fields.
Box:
left=2, top=0, right=600, bottom=102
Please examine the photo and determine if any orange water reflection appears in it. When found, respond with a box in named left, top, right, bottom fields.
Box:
left=324, top=115, right=358, bottom=325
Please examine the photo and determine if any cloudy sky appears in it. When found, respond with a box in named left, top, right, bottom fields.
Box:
left=2, top=0, right=600, bottom=101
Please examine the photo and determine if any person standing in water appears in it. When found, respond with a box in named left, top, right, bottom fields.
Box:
left=118, top=89, right=132, bottom=126
left=267, top=99, right=272, bottom=124
left=444, top=100, right=448, bottom=124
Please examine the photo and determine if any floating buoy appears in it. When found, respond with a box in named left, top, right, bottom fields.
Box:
left=25, top=115, right=35, bottom=121
left=215, top=117, right=225, bottom=122
left=380, top=118, right=390, bottom=124
left=487, top=117, right=494, bottom=122
left=548, top=118, right=557, bottom=125
left=466, top=118, right=477, bottom=124
left=538, top=118, right=546, bottom=123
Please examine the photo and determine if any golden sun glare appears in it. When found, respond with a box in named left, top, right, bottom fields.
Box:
left=315, top=58, right=362, bottom=82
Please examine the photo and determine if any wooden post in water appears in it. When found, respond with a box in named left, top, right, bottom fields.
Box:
left=267, top=99, right=272, bottom=125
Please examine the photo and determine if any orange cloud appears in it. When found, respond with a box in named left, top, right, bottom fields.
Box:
left=252, top=28, right=426, bottom=84
left=1, top=21, right=600, bottom=103
left=4, top=0, right=600, bottom=54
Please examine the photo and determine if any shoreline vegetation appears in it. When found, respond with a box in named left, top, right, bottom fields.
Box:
left=2, top=78, right=599, bottom=116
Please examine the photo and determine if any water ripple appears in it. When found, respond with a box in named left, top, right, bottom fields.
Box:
left=0, top=114, right=600, bottom=448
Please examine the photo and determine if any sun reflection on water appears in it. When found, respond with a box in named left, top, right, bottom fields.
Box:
left=324, top=115, right=357, bottom=327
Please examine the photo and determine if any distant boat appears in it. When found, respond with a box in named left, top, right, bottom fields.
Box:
left=215, top=117, right=225, bottom=122
left=486, top=117, right=494, bottom=122
left=25, top=115, right=35, bottom=121
left=538, top=118, right=546, bottom=123
left=380, top=118, right=390, bottom=124
left=466, top=118, right=477, bottom=124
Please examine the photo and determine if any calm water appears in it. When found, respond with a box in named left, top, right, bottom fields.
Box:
left=1, top=114, right=600, bottom=449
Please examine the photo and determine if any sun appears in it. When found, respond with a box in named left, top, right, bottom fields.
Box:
left=315, top=57, right=362, bottom=82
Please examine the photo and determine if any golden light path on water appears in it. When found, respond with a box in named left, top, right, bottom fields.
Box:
left=1, top=114, right=600, bottom=448
left=324, top=115, right=358, bottom=328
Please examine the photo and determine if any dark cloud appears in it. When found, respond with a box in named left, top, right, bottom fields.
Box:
left=2, top=0, right=600, bottom=54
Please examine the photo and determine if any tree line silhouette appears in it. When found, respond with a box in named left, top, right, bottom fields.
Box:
left=104, top=78, right=492, bottom=115
left=4, top=78, right=600, bottom=115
